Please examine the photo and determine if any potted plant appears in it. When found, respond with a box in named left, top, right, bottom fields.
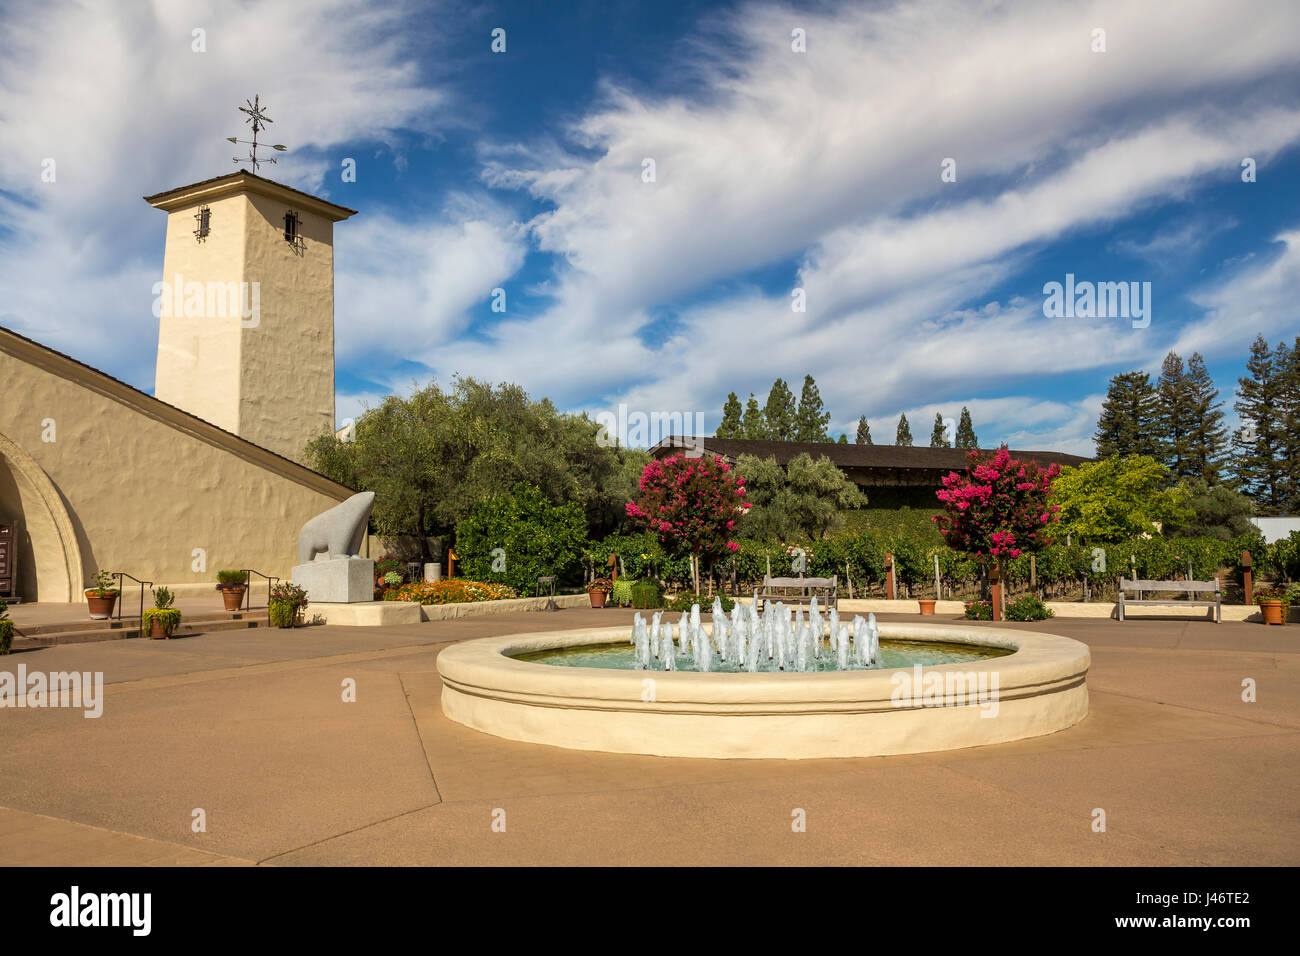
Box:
left=0, top=599, right=13, bottom=655
left=141, top=587, right=183, bottom=640
left=85, top=569, right=119, bottom=620
left=918, top=598, right=937, bottom=615
left=215, top=569, right=249, bottom=611
left=587, top=576, right=613, bottom=609
left=269, top=581, right=309, bottom=628
left=1255, top=587, right=1292, bottom=626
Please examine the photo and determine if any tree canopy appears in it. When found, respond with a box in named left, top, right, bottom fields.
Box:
left=1049, top=455, right=1192, bottom=542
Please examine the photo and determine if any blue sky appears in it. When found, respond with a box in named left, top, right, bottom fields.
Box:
left=2, top=0, right=1299, bottom=456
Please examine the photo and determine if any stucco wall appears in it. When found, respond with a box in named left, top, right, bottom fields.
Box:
left=0, top=329, right=350, bottom=601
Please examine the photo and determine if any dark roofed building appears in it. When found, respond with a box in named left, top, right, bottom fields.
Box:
left=650, top=436, right=1092, bottom=508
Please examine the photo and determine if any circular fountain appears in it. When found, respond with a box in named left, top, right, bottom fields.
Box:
left=438, top=600, right=1090, bottom=759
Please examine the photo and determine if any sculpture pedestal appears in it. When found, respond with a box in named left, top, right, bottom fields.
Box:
left=292, top=557, right=374, bottom=604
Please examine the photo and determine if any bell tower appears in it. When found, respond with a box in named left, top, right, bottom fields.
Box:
left=144, top=170, right=355, bottom=462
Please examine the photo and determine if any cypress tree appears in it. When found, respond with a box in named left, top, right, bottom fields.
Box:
left=1231, top=335, right=1287, bottom=513
left=929, top=412, right=951, bottom=448
left=1184, top=352, right=1228, bottom=485
left=896, top=414, right=913, bottom=447
left=716, top=392, right=743, bottom=439
left=1095, top=371, right=1159, bottom=458
left=794, top=374, right=832, bottom=442
left=1277, top=336, right=1300, bottom=512
left=742, top=393, right=766, bottom=440
left=763, top=378, right=798, bottom=441
left=836, top=433, right=848, bottom=444
left=855, top=416, right=873, bottom=445
left=955, top=406, right=978, bottom=449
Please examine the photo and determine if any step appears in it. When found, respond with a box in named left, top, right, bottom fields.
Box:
left=16, top=610, right=266, bottom=637
left=9, top=616, right=266, bottom=650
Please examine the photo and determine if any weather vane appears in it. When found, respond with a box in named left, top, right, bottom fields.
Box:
left=227, top=95, right=287, bottom=172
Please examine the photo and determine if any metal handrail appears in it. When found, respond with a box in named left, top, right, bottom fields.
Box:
left=241, top=568, right=280, bottom=626
left=112, top=571, right=154, bottom=634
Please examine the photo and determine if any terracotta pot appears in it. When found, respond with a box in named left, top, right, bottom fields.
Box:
left=588, top=590, right=608, bottom=609
left=918, top=599, right=937, bottom=616
left=149, top=618, right=172, bottom=640
left=220, top=585, right=246, bottom=611
left=86, top=591, right=118, bottom=620
left=1258, top=600, right=1288, bottom=626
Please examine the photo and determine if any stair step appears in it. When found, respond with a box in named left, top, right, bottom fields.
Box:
left=17, top=611, right=264, bottom=637
left=10, top=617, right=265, bottom=650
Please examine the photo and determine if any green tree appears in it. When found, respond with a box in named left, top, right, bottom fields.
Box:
left=836, top=433, right=848, bottom=444
left=794, top=374, right=832, bottom=442
left=1165, top=478, right=1256, bottom=540
left=763, top=379, right=798, bottom=441
left=955, top=406, right=978, bottom=449
left=742, top=393, right=766, bottom=439
left=896, top=414, right=913, bottom=446
left=1231, top=335, right=1288, bottom=514
left=1154, top=351, right=1196, bottom=479
left=716, top=392, right=743, bottom=439
left=929, top=413, right=951, bottom=448
left=855, top=415, right=873, bottom=445
left=1184, top=352, right=1228, bottom=485
left=1095, top=371, right=1159, bottom=458
left=1278, top=335, right=1300, bottom=511
left=1049, top=455, right=1192, bottom=542
left=735, top=453, right=866, bottom=540
left=455, top=483, right=588, bottom=592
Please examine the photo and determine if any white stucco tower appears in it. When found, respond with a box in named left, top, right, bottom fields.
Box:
left=145, top=171, right=356, bottom=462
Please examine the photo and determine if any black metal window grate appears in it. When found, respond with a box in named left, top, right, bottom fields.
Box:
left=284, top=210, right=301, bottom=246
left=194, top=205, right=211, bottom=241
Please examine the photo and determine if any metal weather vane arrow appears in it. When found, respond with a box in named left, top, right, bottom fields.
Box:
left=227, top=95, right=287, bottom=172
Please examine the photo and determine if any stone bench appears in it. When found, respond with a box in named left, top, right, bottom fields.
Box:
left=1117, top=577, right=1221, bottom=623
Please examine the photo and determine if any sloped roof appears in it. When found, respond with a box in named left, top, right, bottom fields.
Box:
left=650, top=436, right=1091, bottom=470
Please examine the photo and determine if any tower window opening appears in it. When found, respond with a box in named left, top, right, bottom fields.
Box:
left=194, top=205, right=211, bottom=241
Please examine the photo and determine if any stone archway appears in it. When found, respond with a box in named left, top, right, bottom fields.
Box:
left=0, top=431, right=84, bottom=603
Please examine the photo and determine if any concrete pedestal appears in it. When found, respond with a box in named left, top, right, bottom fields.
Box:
left=292, top=557, right=374, bottom=604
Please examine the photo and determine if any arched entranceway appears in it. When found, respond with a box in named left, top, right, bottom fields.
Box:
left=0, top=431, right=84, bottom=603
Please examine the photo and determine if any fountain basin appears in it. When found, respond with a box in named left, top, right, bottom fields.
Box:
left=438, top=622, right=1090, bottom=759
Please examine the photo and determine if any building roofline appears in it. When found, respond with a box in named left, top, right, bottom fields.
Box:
left=649, top=435, right=1093, bottom=468
left=0, top=323, right=355, bottom=500
left=143, top=170, right=358, bottom=221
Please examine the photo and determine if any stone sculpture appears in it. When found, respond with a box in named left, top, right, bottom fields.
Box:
left=297, top=491, right=375, bottom=565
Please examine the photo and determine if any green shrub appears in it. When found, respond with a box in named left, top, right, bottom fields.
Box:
left=0, top=599, right=12, bottom=655
left=666, top=593, right=735, bottom=612
left=215, top=569, right=248, bottom=588
left=141, top=607, right=183, bottom=636
left=152, top=586, right=175, bottom=610
left=1005, top=595, right=1055, bottom=621
left=269, top=581, right=309, bottom=627
left=611, top=577, right=636, bottom=607
left=86, top=569, right=118, bottom=597
left=455, top=483, right=588, bottom=594
left=964, top=600, right=993, bottom=620
left=630, top=580, right=662, bottom=609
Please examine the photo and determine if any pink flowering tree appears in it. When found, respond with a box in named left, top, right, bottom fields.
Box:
left=933, top=446, right=1061, bottom=616
left=626, top=454, right=751, bottom=593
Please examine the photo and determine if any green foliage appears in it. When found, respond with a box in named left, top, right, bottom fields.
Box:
left=215, top=569, right=248, bottom=587
left=794, top=375, right=832, bottom=442
left=929, top=413, right=950, bottom=448
left=383, top=571, right=403, bottom=587
left=1005, top=595, right=1055, bottom=621
left=1050, top=455, right=1191, bottom=542
left=152, top=586, right=175, bottom=610
left=1095, top=371, right=1159, bottom=459
left=269, top=582, right=309, bottom=627
left=1268, top=531, right=1300, bottom=583
left=0, top=599, right=11, bottom=655
left=456, top=483, right=588, bottom=593
left=1231, top=334, right=1292, bottom=514
left=964, top=600, right=993, bottom=620
left=855, top=416, right=872, bottom=445
left=896, top=414, right=913, bottom=446
left=666, top=593, right=735, bottom=612
left=1166, top=478, right=1255, bottom=540
left=304, top=377, right=649, bottom=553
left=955, top=407, right=978, bottom=449
left=374, top=558, right=404, bottom=578
left=630, top=580, right=662, bottom=609
left=86, top=569, right=117, bottom=597
left=141, top=607, right=182, bottom=635
left=587, top=577, right=613, bottom=594
left=742, top=393, right=766, bottom=439
left=763, top=379, right=798, bottom=440
left=735, top=453, right=865, bottom=541
left=611, top=577, right=636, bottom=607
left=717, top=392, right=743, bottom=438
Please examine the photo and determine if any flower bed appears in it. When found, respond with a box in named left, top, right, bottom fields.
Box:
left=382, top=579, right=518, bottom=605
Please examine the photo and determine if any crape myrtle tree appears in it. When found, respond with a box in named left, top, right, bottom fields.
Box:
left=933, top=446, right=1061, bottom=620
left=626, top=454, right=751, bottom=593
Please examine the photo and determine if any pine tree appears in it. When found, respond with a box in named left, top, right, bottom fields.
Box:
left=763, top=378, right=798, bottom=441
left=1095, top=371, right=1159, bottom=458
left=1231, top=335, right=1288, bottom=514
left=896, top=414, right=913, bottom=446
left=794, top=374, right=832, bottom=442
left=855, top=415, right=873, bottom=445
left=929, top=412, right=951, bottom=448
left=1154, top=351, right=1196, bottom=479
left=1276, top=336, right=1300, bottom=511
left=836, top=433, right=848, bottom=444
left=1184, top=352, right=1228, bottom=485
left=955, top=406, right=978, bottom=449
left=742, top=393, right=766, bottom=440
left=716, top=392, right=743, bottom=439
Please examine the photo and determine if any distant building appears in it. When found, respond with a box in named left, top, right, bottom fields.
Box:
left=1250, top=516, right=1300, bottom=543
left=649, top=436, right=1091, bottom=508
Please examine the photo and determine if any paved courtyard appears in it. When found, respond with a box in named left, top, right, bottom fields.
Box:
left=1, top=608, right=1297, bottom=866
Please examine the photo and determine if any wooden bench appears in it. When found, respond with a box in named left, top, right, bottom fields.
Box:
left=1117, top=577, right=1221, bottom=623
left=755, top=576, right=838, bottom=613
